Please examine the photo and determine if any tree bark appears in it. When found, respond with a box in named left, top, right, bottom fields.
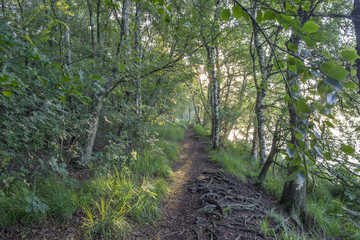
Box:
left=252, top=4, right=267, bottom=165
left=279, top=9, right=309, bottom=216
left=250, top=119, right=259, bottom=160
left=116, top=0, right=130, bottom=56
left=96, top=0, right=101, bottom=46
left=65, top=0, right=71, bottom=65
left=258, top=119, right=281, bottom=182
left=87, top=0, right=95, bottom=51
left=210, top=0, right=220, bottom=149
left=135, top=0, right=142, bottom=115
left=80, top=97, right=104, bottom=165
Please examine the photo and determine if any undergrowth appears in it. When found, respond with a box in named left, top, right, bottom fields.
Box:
left=192, top=124, right=360, bottom=240
left=0, top=122, right=186, bottom=239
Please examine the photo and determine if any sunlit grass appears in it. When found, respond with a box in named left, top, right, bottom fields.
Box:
left=0, top=122, right=186, bottom=239
left=193, top=124, right=211, bottom=137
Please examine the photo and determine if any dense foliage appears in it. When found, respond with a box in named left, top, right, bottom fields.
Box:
left=1, top=0, right=360, bottom=238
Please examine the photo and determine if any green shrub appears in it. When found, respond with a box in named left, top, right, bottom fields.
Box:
left=193, top=124, right=211, bottom=137
left=153, top=122, right=186, bottom=141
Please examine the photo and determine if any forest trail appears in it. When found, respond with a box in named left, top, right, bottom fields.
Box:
left=132, top=127, right=282, bottom=240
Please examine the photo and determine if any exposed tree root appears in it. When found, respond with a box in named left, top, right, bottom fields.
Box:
left=187, top=171, right=288, bottom=239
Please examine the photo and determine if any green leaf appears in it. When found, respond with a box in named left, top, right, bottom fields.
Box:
left=164, top=15, right=171, bottom=23
left=288, top=42, right=298, bottom=52
left=290, top=156, right=302, bottom=167
left=310, top=32, right=324, bottom=42
left=232, top=5, right=242, bottom=19
left=256, top=10, right=263, bottom=22
left=286, top=146, right=295, bottom=158
left=296, top=59, right=305, bottom=74
left=351, top=69, right=356, bottom=76
left=296, top=100, right=310, bottom=113
left=340, top=145, right=355, bottom=154
left=323, top=152, right=332, bottom=160
left=303, top=36, right=316, bottom=48
left=119, top=63, right=126, bottom=71
left=284, top=94, right=292, bottom=104
left=321, top=62, right=349, bottom=81
left=325, top=120, right=334, bottom=128
left=3, top=91, right=12, bottom=97
left=324, top=77, right=343, bottom=91
left=303, top=21, right=319, bottom=34
left=220, top=9, right=231, bottom=21
left=157, top=8, right=165, bottom=15
left=341, top=50, right=359, bottom=61
left=25, top=34, right=33, bottom=45
left=342, top=81, right=357, bottom=90
left=263, top=10, right=276, bottom=20
left=314, top=101, right=324, bottom=111
left=320, top=61, right=334, bottom=75
left=296, top=133, right=303, bottom=139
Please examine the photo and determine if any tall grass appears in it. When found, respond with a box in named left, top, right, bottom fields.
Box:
left=193, top=124, right=211, bottom=137
left=82, top=122, right=186, bottom=238
left=0, top=122, right=186, bottom=239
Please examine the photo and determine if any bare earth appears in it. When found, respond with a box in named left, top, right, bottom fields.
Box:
left=131, top=127, right=285, bottom=240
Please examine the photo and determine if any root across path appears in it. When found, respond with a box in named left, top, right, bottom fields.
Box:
left=131, top=128, right=290, bottom=240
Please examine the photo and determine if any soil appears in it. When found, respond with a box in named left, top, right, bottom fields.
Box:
left=131, top=127, right=289, bottom=240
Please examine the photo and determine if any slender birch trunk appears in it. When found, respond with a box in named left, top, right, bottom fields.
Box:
left=116, top=0, right=130, bottom=55
left=210, top=0, right=220, bottom=149
left=211, top=45, right=220, bottom=148
left=250, top=118, right=258, bottom=160
left=252, top=4, right=267, bottom=165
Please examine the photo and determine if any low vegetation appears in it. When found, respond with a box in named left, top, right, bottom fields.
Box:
left=0, top=122, right=186, bottom=239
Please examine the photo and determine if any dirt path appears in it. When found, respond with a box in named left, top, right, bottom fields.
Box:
left=132, top=127, right=284, bottom=240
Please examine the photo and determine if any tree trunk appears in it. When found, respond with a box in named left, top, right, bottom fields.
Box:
left=135, top=0, right=142, bottom=115
left=2, top=0, right=5, bottom=12
left=252, top=4, right=267, bottom=165
left=206, top=44, right=220, bottom=149
left=87, top=0, right=95, bottom=51
left=258, top=119, right=281, bottom=182
left=212, top=46, right=220, bottom=149
left=65, top=0, right=71, bottom=65
left=250, top=122, right=258, bottom=161
left=210, top=0, right=220, bottom=149
left=116, top=0, right=130, bottom=55
left=96, top=0, right=101, bottom=46
left=279, top=9, right=309, bottom=216
left=80, top=97, right=104, bottom=165
left=352, top=0, right=360, bottom=94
